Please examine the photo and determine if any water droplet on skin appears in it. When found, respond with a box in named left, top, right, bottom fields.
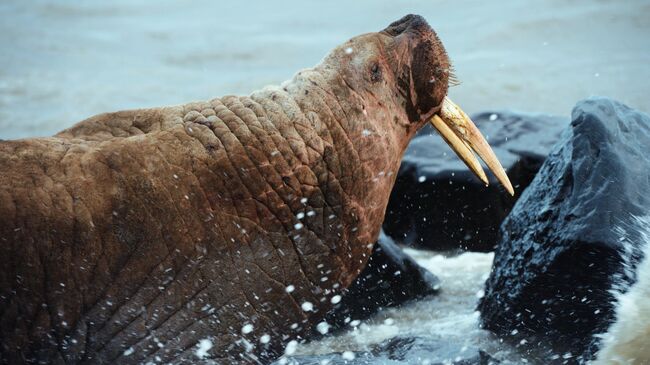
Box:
left=316, top=321, right=330, bottom=335
left=195, top=339, right=213, bottom=359
left=301, top=301, right=314, bottom=312
left=285, top=340, right=298, bottom=355
left=241, top=323, right=254, bottom=334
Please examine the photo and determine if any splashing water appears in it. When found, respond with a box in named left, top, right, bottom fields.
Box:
left=593, top=216, right=650, bottom=364
left=292, top=250, right=528, bottom=363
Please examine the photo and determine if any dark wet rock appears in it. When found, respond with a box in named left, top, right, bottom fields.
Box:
left=383, top=110, right=566, bottom=251
left=478, top=97, right=650, bottom=361
left=278, top=336, right=500, bottom=364
left=322, top=232, right=440, bottom=333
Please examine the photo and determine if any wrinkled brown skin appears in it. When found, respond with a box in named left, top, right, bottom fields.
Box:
left=0, top=15, right=450, bottom=364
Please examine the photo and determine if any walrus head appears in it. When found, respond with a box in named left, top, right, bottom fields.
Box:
left=270, top=14, right=515, bottom=287
left=312, top=14, right=514, bottom=195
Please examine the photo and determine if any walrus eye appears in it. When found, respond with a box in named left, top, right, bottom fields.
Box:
left=370, top=63, right=382, bottom=82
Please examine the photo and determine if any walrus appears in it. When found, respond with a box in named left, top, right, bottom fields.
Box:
left=0, top=14, right=512, bottom=364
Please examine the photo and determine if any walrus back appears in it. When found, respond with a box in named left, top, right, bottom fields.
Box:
left=0, top=91, right=363, bottom=363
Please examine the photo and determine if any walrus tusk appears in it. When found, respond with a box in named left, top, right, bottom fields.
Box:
left=430, top=114, right=488, bottom=186
left=430, top=96, right=515, bottom=195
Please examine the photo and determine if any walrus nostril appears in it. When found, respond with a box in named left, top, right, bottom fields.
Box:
left=383, top=14, right=432, bottom=37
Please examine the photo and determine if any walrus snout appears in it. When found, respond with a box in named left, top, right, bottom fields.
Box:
left=382, top=14, right=452, bottom=123
left=382, top=15, right=516, bottom=194
left=382, top=14, right=432, bottom=37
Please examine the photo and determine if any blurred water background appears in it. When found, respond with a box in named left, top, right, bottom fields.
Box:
left=1, top=0, right=649, bottom=139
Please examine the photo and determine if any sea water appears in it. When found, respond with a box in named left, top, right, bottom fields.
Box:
left=292, top=250, right=527, bottom=364
left=1, top=0, right=649, bottom=139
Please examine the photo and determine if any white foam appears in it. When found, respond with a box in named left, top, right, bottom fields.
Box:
left=593, top=216, right=650, bottom=364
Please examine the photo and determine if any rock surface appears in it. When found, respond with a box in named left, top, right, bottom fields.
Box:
left=478, top=97, right=650, bottom=362
left=322, top=232, right=440, bottom=332
left=278, top=336, right=500, bottom=365
left=383, top=110, right=566, bottom=251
